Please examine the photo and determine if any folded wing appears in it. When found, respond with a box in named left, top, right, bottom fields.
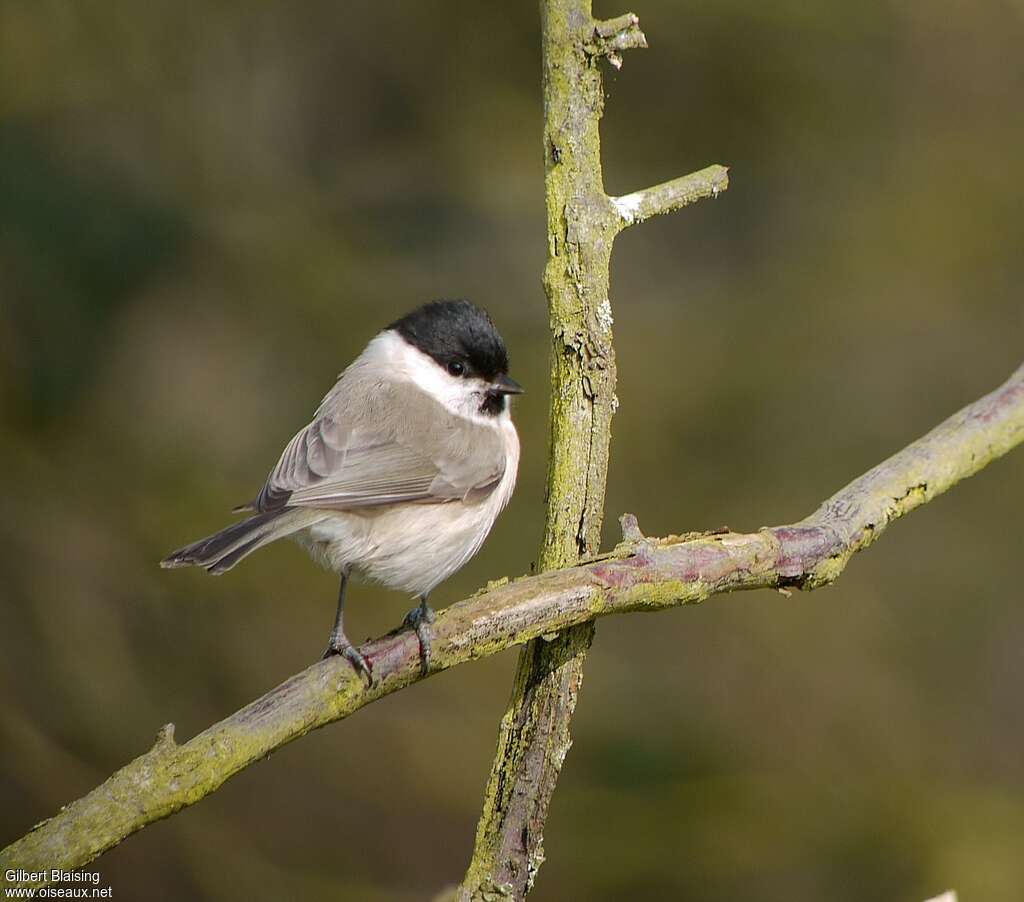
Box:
left=246, top=379, right=506, bottom=512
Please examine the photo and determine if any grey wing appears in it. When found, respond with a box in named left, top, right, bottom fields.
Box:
left=250, top=383, right=507, bottom=512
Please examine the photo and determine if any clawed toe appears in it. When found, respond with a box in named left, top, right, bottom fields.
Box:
left=402, top=601, right=435, bottom=676
left=322, top=641, right=374, bottom=685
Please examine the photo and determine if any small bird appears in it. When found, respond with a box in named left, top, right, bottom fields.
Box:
left=162, top=300, right=521, bottom=681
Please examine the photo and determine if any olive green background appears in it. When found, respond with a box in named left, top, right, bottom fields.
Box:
left=2, top=2, right=1022, bottom=900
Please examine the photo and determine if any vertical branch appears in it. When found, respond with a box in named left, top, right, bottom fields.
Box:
left=458, top=2, right=727, bottom=897
left=458, top=3, right=616, bottom=898
left=537, top=4, right=620, bottom=572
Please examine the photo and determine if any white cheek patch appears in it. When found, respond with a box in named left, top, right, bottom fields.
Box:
left=371, top=331, right=492, bottom=422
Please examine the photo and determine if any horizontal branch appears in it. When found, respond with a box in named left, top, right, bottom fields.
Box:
left=3, top=362, right=1022, bottom=890
left=611, top=164, right=730, bottom=228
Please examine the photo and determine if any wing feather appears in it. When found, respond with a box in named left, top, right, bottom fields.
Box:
left=249, top=374, right=506, bottom=513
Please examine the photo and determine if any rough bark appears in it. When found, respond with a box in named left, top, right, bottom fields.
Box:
left=3, top=355, right=1019, bottom=890
left=457, top=3, right=727, bottom=897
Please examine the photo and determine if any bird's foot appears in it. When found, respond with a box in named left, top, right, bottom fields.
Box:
left=322, top=637, right=374, bottom=686
left=402, top=601, right=436, bottom=676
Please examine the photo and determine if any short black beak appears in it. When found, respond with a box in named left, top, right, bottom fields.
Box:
left=491, top=373, right=524, bottom=395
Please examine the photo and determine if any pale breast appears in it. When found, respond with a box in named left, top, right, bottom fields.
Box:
left=297, top=417, right=519, bottom=596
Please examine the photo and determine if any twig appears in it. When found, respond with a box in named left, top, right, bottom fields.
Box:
left=3, top=361, right=1021, bottom=891
left=590, top=13, right=647, bottom=68
left=611, top=165, right=730, bottom=228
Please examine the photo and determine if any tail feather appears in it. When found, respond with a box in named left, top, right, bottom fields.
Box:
left=161, top=510, right=298, bottom=574
left=205, top=533, right=270, bottom=574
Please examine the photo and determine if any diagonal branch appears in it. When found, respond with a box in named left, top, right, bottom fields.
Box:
left=3, top=361, right=1021, bottom=892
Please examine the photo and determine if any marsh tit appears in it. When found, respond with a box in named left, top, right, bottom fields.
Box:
left=162, top=300, right=522, bottom=680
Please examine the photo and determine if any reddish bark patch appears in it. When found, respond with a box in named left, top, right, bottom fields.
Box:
left=772, top=526, right=840, bottom=579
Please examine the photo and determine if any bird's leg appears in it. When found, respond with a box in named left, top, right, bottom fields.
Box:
left=402, top=594, right=435, bottom=676
left=322, top=570, right=373, bottom=684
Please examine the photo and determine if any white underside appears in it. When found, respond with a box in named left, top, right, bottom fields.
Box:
left=292, top=465, right=513, bottom=596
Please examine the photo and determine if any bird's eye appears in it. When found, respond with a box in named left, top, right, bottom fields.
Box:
left=447, top=360, right=466, bottom=377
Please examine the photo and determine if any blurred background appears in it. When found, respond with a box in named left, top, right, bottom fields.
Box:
left=1, top=1, right=1022, bottom=899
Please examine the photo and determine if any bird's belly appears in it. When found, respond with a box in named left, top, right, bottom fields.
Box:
left=296, top=498, right=501, bottom=597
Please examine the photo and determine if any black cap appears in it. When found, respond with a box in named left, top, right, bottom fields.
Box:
left=389, top=300, right=511, bottom=382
